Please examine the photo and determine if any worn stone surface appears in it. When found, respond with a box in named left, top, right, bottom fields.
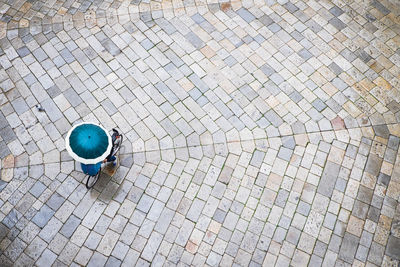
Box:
left=386, top=236, right=400, bottom=260
left=0, top=0, right=399, bottom=265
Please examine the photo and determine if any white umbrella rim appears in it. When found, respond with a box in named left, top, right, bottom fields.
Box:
left=65, top=122, right=112, bottom=164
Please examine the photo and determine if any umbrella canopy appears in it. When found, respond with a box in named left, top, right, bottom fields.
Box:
left=65, top=122, right=112, bottom=164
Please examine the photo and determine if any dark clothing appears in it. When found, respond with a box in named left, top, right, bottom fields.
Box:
left=106, top=155, right=116, bottom=162
left=81, top=162, right=101, bottom=176
left=105, top=130, right=119, bottom=163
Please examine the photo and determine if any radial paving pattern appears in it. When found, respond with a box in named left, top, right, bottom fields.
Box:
left=0, top=0, right=400, bottom=266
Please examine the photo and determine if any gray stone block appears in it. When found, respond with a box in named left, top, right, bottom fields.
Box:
left=368, top=242, right=385, bottom=265
left=32, top=205, right=54, bottom=228
left=329, top=17, right=346, bottom=30
left=386, top=236, right=400, bottom=260
left=46, top=193, right=65, bottom=211
left=0, top=126, right=17, bottom=143
left=365, top=154, right=382, bottom=176
left=317, top=161, right=340, bottom=198
left=29, top=181, right=46, bottom=198
left=338, top=233, right=359, bottom=263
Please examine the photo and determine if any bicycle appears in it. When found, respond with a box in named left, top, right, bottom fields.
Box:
left=85, top=165, right=101, bottom=189
left=85, top=129, right=123, bottom=189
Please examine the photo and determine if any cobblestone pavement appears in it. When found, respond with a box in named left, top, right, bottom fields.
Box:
left=0, top=0, right=399, bottom=265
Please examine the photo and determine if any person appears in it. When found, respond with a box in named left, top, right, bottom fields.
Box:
left=81, top=129, right=119, bottom=176
left=103, top=153, right=117, bottom=166
left=103, top=129, right=119, bottom=166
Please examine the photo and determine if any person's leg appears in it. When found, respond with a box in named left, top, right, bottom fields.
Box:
left=107, top=155, right=117, bottom=166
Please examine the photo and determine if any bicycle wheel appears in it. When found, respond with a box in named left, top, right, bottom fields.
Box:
left=86, top=168, right=101, bottom=189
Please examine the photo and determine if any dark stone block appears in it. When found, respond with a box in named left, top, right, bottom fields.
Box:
left=352, top=200, right=369, bottom=219
left=297, top=201, right=310, bottom=216
left=101, top=39, right=121, bottom=56
left=191, top=13, right=205, bottom=24
left=298, top=48, right=313, bottom=61
left=305, top=19, right=322, bottom=33
left=218, top=166, right=233, bottom=184
left=0, top=223, right=8, bottom=240
left=60, top=215, right=81, bottom=238
left=275, top=190, right=289, bottom=208
left=289, top=91, right=303, bottom=102
left=329, top=17, right=347, bottom=30
left=250, top=150, right=265, bottom=168
left=335, top=178, right=347, bottom=192
left=16, top=46, right=30, bottom=57
left=388, top=135, right=400, bottom=150
left=284, top=2, right=299, bottom=13
left=0, top=141, right=10, bottom=158
left=373, top=125, right=390, bottom=138
left=328, top=234, right=342, bottom=252
left=368, top=242, right=385, bottom=265
left=32, top=205, right=54, bottom=228
left=312, top=99, right=327, bottom=112
left=260, top=64, right=275, bottom=76
left=0, top=112, right=8, bottom=129
left=237, top=8, right=256, bottom=23
left=329, top=62, right=343, bottom=75
left=329, top=6, right=344, bottom=16
left=377, top=173, right=391, bottom=186
left=2, top=210, right=22, bottom=229
left=240, top=85, right=258, bottom=101
left=277, top=147, right=293, bottom=161
left=340, top=49, right=357, bottom=62
left=268, top=23, right=281, bottom=33
left=386, top=236, right=400, bottom=260
left=47, top=85, right=61, bottom=98
left=60, top=48, right=75, bottom=64
left=64, top=88, right=83, bottom=107
left=0, top=126, right=17, bottom=143
left=213, top=209, right=227, bottom=223
left=371, top=194, right=383, bottom=209
left=338, top=233, right=359, bottom=263
left=185, top=32, right=204, bottom=49
left=259, top=14, right=274, bottom=26
left=29, top=181, right=46, bottom=198
left=318, top=162, right=340, bottom=198
left=357, top=185, right=373, bottom=204
left=365, top=154, right=382, bottom=176
left=383, top=196, right=397, bottom=209
left=265, top=110, right=283, bottom=127
left=46, top=193, right=65, bottom=211
left=354, top=49, right=372, bottom=63
left=371, top=0, right=390, bottom=15
left=105, top=257, right=122, bottom=267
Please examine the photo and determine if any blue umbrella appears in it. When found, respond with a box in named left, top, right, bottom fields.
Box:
left=65, top=122, right=112, bottom=164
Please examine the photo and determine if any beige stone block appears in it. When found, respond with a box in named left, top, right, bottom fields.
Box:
left=347, top=215, right=364, bottom=236
left=1, top=168, right=13, bottom=182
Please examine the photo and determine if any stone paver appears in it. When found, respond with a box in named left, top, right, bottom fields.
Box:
left=0, top=0, right=400, bottom=265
